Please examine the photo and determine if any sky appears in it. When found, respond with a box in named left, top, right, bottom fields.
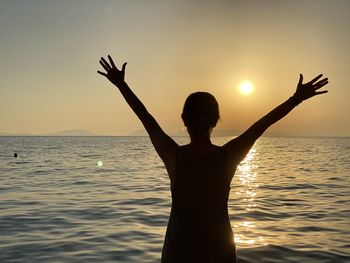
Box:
left=0, top=0, right=349, bottom=137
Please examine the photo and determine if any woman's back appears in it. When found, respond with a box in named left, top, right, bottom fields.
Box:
left=98, top=56, right=329, bottom=262
left=161, top=145, right=237, bottom=263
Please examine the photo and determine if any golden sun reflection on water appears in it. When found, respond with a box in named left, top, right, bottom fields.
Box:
left=233, top=147, right=268, bottom=247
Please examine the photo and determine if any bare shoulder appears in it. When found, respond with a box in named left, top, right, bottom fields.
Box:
left=222, top=136, right=251, bottom=166
left=222, top=136, right=240, bottom=152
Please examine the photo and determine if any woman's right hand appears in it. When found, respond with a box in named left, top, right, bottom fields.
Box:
left=97, top=55, right=127, bottom=88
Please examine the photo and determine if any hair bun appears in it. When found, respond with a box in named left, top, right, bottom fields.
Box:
left=181, top=92, right=220, bottom=135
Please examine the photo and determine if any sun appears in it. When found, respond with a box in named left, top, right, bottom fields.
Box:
left=238, top=80, right=254, bottom=96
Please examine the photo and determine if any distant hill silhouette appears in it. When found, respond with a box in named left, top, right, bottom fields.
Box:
left=1, top=129, right=290, bottom=137
left=45, top=129, right=97, bottom=136
left=0, top=132, right=35, bottom=136
left=0, top=129, right=97, bottom=136
left=128, top=128, right=241, bottom=137
left=128, top=128, right=289, bottom=137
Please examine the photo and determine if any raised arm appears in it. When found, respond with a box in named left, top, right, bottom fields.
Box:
left=224, top=74, right=329, bottom=163
left=98, top=55, right=178, bottom=182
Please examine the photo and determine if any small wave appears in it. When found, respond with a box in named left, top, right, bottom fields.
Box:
left=260, top=183, right=317, bottom=190
left=80, top=154, right=100, bottom=158
left=116, top=197, right=167, bottom=206
left=294, top=225, right=338, bottom=232
left=238, top=245, right=350, bottom=263
left=34, top=170, right=48, bottom=174
left=105, top=230, right=158, bottom=242
left=233, top=209, right=291, bottom=221
left=13, top=161, right=32, bottom=164
left=72, top=180, right=92, bottom=186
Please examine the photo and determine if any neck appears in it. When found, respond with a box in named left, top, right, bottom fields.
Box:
left=188, top=128, right=213, bottom=147
left=188, top=134, right=214, bottom=154
left=190, top=136, right=212, bottom=146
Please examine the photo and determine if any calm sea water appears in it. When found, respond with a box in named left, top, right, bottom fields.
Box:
left=0, top=136, right=349, bottom=263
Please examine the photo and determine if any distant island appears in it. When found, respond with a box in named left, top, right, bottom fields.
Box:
left=128, top=128, right=289, bottom=137
left=0, top=129, right=238, bottom=137
left=0, top=128, right=290, bottom=137
left=0, top=129, right=98, bottom=136
left=129, top=128, right=236, bottom=137
left=44, top=129, right=98, bottom=136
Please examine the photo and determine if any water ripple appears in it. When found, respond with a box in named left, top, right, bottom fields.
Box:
left=0, top=136, right=349, bottom=262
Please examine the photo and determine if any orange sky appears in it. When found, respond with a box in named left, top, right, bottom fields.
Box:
left=1, top=1, right=349, bottom=137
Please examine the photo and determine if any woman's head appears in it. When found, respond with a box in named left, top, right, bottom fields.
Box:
left=181, top=92, right=220, bottom=136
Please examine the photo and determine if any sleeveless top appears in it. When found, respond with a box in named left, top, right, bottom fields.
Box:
left=161, top=145, right=237, bottom=263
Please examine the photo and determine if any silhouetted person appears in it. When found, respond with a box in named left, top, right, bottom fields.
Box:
left=98, top=55, right=328, bottom=263
left=14, top=153, right=17, bottom=158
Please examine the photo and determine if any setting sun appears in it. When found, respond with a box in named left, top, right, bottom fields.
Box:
left=238, top=81, right=254, bottom=96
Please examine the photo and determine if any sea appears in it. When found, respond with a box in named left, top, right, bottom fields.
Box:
left=0, top=136, right=349, bottom=263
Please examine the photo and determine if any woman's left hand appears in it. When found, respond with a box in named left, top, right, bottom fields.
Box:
left=293, top=74, right=329, bottom=102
